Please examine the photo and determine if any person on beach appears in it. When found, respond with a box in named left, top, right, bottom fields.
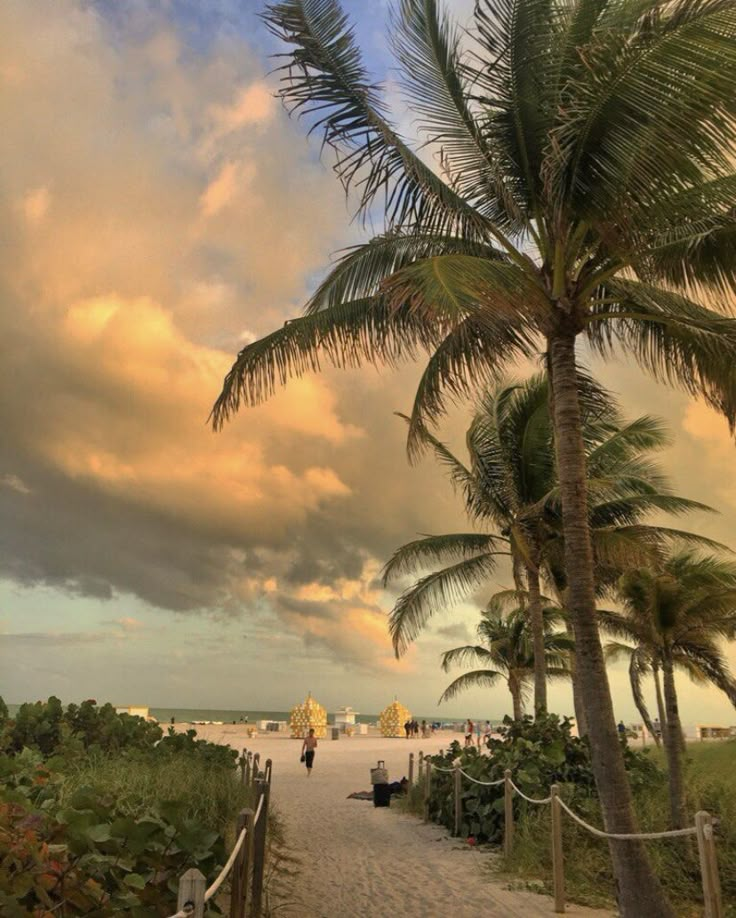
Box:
left=404, top=719, right=411, bottom=739
left=465, top=719, right=474, bottom=747
left=302, top=728, right=318, bottom=776
left=483, top=721, right=492, bottom=747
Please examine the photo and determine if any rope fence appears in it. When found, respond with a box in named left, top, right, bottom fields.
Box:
left=417, top=754, right=724, bottom=918
left=165, top=751, right=272, bottom=918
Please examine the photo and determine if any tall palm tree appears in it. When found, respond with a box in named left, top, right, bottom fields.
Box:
left=384, top=374, right=714, bottom=724
left=439, top=599, right=573, bottom=718
left=603, top=642, right=662, bottom=747
left=212, top=3, right=736, bottom=911
left=610, top=551, right=736, bottom=828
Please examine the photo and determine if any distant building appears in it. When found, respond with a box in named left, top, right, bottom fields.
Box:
left=116, top=705, right=156, bottom=722
left=334, top=706, right=358, bottom=730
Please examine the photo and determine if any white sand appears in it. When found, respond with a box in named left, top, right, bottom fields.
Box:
left=186, top=726, right=613, bottom=918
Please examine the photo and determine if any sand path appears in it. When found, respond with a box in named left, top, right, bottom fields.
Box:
left=191, top=727, right=613, bottom=918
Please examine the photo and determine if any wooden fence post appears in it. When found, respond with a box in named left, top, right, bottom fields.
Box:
left=418, top=750, right=424, bottom=769
left=423, top=761, right=432, bottom=823
left=251, top=753, right=260, bottom=786
left=550, top=785, right=565, bottom=914
left=251, top=777, right=270, bottom=918
left=696, top=811, right=724, bottom=918
left=454, top=765, right=462, bottom=837
left=504, top=769, right=514, bottom=859
left=239, top=749, right=247, bottom=785
left=408, top=752, right=414, bottom=789
left=230, top=807, right=254, bottom=918
left=245, top=751, right=252, bottom=786
left=177, top=867, right=205, bottom=918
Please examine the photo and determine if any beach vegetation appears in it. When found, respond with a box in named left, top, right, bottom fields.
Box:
left=605, top=552, right=736, bottom=827
left=383, top=372, right=718, bottom=731
left=210, top=1, right=736, bottom=911
left=437, top=600, right=573, bottom=718
left=0, top=698, right=249, bottom=916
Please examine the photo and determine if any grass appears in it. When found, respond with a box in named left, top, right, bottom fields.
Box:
left=57, top=751, right=253, bottom=839
left=502, top=740, right=736, bottom=915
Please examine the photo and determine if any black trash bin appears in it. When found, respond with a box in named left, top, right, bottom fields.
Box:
left=373, top=782, right=391, bottom=808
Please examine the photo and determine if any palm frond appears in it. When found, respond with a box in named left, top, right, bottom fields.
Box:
left=586, top=279, right=736, bottom=431
left=440, top=643, right=496, bottom=672
left=382, top=532, right=505, bottom=585
left=550, top=1, right=736, bottom=219
left=438, top=668, right=506, bottom=704
left=212, top=296, right=438, bottom=427
left=388, top=551, right=504, bottom=656
left=263, top=0, right=491, bottom=237
left=306, top=232, right=504, bottom=314
left=392, top=0, right=526, bottom=232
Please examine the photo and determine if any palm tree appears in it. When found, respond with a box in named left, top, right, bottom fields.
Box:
left=212, top=3, right=736, bottom=911
left=384, top=373, right=714, bottom=726
left=604, top=642, right=662, bottom=747
left=439, top=599, right=573, bottom=718
left=609, top=551, right=736, bottom=827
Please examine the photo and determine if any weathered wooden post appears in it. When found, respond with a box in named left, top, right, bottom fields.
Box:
left=239, top=749, right=247, bottom=785
left=251, top=753, right=261, bottom=786
left=230, top=807, right=254, bottom=918
left=504, top=769, right=514, bottom=859
left=550, top=784, right=565, bottom=914
left=264, top=757, right=273, bottom=785
left=251, top=777, right=270, bottom=918
left=423, top=761, right=432, bottom=823
left=453, top=764, right=462, bottom=837
left=177, top=867, right=205, bottom=918
left=418, top=750, right=424, bottom=769
left=245, top=751, right=252, bottom=786
left=408, top=752, right=414, bottom=789
left=696, top=811, right=724, bottom=918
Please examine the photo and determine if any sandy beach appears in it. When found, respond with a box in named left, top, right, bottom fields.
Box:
left=184, top=725, right=613, bottom=918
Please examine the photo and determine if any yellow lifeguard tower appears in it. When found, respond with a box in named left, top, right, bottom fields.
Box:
left=289, top=692, right=327, bottom=738
left=379, top=697, right=411, bottom=737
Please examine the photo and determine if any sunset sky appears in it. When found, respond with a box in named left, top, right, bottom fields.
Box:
left=3, top=0, right=736, bottom=724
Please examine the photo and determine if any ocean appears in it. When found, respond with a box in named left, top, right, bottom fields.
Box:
left=6, top=703, right=457, bottom=726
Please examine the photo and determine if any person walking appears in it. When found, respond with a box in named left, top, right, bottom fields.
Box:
left=465, top=719, right=474, bottom=747
left=301, top=728, right=318, bottom=776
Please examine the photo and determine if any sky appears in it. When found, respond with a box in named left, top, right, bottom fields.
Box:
left=1, top=0, right=735, bottom=726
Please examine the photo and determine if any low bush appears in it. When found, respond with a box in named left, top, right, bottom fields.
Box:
left=0, top=697, right=247, bottom=916
left=424, top=714, right=659, bottom=843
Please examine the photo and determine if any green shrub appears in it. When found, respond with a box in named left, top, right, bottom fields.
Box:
left=425, top=714, right=659, bottom=843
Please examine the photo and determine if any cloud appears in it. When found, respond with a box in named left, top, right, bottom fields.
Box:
left=0, top=0, right=471, bottom=674
left=435, top=622, right=473, bottom=643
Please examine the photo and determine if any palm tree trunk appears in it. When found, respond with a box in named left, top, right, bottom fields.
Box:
left=526, top=561, right=547, bottom=716
left=508, top=676, right=523, bottom=721
left=629, top=650, right=659, bottom=747
left=570, top=652, right=588, bottom=737
left=548, top=331, right=673, bottom=918
left=662, top=653, right=686, bottom=828
left=653, top=663, right=667, bottom=750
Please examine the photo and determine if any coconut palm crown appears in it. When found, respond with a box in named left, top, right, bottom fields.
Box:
left=438, top=599, right=573, bottom=718
left=383, top=373, right=717, bottom=716
left=607, top=551, right=736, bottom=828
left=213, top=3, right=736, bottom=913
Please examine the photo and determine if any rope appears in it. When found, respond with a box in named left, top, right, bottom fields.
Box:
left=430, top=764, right=455, bottom=773
left=254, top=792, right=266, bottom=825
left=165, top=907, right=193, bottom=918
left=458, top=768, right=505, bottom=787
left=556, top=798, right=698, bottom=840
left=508, top=779, right=552, bottom=805
left=204, top=826, right=248, bottom=901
